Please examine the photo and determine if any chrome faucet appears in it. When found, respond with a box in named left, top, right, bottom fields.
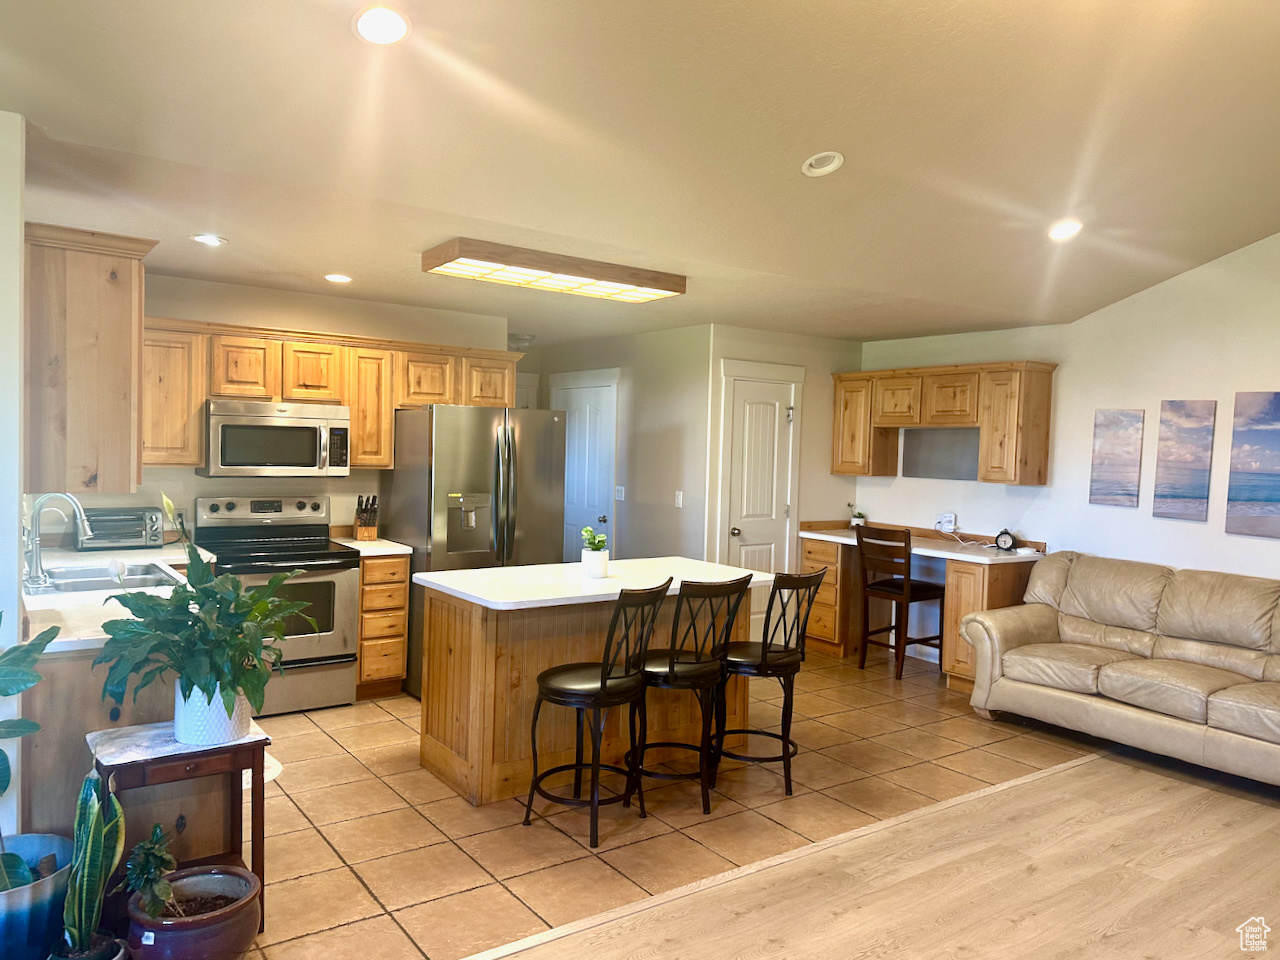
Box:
left=23, top=492, right=94, bottom=587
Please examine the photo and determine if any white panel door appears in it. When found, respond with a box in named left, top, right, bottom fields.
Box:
left=552, top=381, right=617, bottom=561
left=727, top=378, right=794, bottom=576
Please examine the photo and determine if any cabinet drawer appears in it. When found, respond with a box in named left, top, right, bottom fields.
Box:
left=801, top=539, right=839, bottom=565
left=360, top=638, right=407, bottom=682
left=814, top=577, right=837, bottom=608
left=362, top=610, right=407, bottom=639
left=363, top=556, right=409, bottom=585
left=362, top=582, right=408, bottom=612
left=806, top=602, right=837, bottom=641
left=146, top=752, right=235, bottom=786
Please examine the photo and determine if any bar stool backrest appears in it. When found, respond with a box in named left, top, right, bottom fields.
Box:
left=666, top=574, right=753, bottom=670
left=855, top=526, right=915, bottom=601
left=756, top=568, right=827, bottom=666
left=600, top=578, right=673, bottom=684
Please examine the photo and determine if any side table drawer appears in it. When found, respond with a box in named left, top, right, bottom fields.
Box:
left=146, top=752, right=236, bottom=786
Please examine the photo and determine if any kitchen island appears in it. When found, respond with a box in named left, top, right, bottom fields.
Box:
left=412, top=557, right=774, bottom=805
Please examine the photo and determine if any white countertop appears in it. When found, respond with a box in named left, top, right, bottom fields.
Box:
left=799, top=529, right=1044, bottom=565
left=413, top=556, right=775, bottom=611
left=332, top=537, right=413, bottom=558
left=25, top=543, right=216, bottom=653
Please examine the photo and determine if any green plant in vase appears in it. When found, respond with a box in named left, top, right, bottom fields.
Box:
left=116, top=825, right=178, bottom=919
left=580, top=525, right=609, bottom=578
left=55, top=772, right=125, bottom=960
left=93, top=498, right=313, bottom=745
left=580, top=526, right=608, bottom=552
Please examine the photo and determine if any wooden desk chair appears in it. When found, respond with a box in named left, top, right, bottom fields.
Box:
left=855, top=526, right=945, bottom=680
left=522, top=578, right=671, bottom=848
left=712, top=568, right=826, bottom=795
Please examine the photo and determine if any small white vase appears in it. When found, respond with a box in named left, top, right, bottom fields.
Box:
left=174, top=682, right=251, bottom=745
left=850, top=517, right=865, bottom=528
left=582, top=548, right=609, bottom=579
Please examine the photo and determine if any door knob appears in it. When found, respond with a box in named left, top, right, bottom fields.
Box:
left=730, top=527, right=742, bottom=536
left=598, top=515, right=608, bottom=524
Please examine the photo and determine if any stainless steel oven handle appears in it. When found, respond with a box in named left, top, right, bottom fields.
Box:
left=227, top=558, right=359, bottom=574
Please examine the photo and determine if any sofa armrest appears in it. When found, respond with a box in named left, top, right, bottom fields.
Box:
left=961, top=603, right=1060, bottom=709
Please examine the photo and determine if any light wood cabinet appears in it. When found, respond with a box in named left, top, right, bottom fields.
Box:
left=872, top=376, right=922, bottom=426
left=25, top=223, right=157, bottom=495
left=348, top=348, right=395, bottom=468
left=283, top=341, right=346, bottom=402
left=799, top=537, right=848, bottom=655
left=922, top=372, right=980, bottom=425
left=830, top=376, right=897, bottom=477
left=357, top=555, right=410, bottom=694
left=142, top=329, right=207, bottom=466
left=978, top=368, right=1053, bottom=484
left=459, top=357, right=517, bottom=407
left=396, top=351, right=456, bottom=407
left=940, top=560, right=1035, bottom=690
left=209, top=335, right=280, bottom=399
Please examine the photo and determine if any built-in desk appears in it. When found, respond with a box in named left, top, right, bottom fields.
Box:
left=798, top=523, right=1045, bottom=692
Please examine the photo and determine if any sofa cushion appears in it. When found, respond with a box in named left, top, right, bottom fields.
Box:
left=1151, top=635, right=1268, bottom=681
left=1023, top=552, right=1077, bottom=609
left=1098, top=659, right=1251, bottom=723
left=1003, top=643, right=1140, bottom=694
left=1208, top=683, right=1280, bottom=746
left=1059, top=555, right=1171, bottom=633
left=1058, top=613, right=1156, bottom=657
left=1157, top=568, right=1280, bottom=652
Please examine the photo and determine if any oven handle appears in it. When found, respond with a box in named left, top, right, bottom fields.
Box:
left=222, top=558, right=360, bottom=575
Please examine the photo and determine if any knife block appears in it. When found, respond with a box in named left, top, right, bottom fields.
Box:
left=354, top=524, right=378, bottom=541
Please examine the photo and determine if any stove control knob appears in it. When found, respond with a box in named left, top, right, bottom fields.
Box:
left=225, top=501, right=237, bottom=512
left=208, top=503, right=220, bottom=514
left=310, top=501, right=322, bottom=512
left=296, top=500, right=307, bottom=511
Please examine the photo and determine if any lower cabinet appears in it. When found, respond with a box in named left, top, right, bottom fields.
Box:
left=799, top=537, right=846, bottom=655
left=357, top=555, right=410, bottom=695
left=939, top=560, right=1036, bottom=691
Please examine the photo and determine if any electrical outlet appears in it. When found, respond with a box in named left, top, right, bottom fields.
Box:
left=937, top=512, right=957, bottom=533
left=615, top=486, right=625, bottom=501
left=674, top=490, right=683, bottom=508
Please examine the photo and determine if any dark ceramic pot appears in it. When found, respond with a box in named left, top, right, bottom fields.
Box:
left=125, top=866, right=260, bottom=960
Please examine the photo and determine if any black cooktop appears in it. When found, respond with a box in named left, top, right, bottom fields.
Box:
left=193, top=524, right=360, bottom=569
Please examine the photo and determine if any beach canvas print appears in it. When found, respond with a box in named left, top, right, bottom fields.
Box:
left=1226, top=391, right=1280, bottom=539
left=1089, top=408, right=1145, bottom=507
left=1153, top=400, right=1216, bottom=522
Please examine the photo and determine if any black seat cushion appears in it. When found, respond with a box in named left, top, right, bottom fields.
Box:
left=537, top=662, right=644, bottom=701
left=866, top=577, right=945, bottom=600
left=724, top=641, right=801, bottom=674
left=642, top=649, right=723, bottom=685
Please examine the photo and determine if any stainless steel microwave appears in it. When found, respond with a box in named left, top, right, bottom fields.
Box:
left=200, top=400, right=351, bottom=477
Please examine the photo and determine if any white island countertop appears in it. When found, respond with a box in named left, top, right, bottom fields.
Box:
left=413, top=556, right=775, bottom=610
left=799, top=529, right=1044, bottom=565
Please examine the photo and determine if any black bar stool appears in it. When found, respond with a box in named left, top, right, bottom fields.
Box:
left=855, top=526, right=945, bottom=679
left=629, top=575, right=752, bottom=815
left=713, top=568, right=826, bottom=795
left=522, top=578, right=671, bottom=848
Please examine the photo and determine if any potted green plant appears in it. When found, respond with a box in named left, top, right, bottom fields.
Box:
left=120, top=825, right=260, bottom=960
left=847, top=503, right=867, bottom=528
left=93, top=501, right=311, bottom=746
left=581, top=525, right=609, bottom=579
left=0, top=618, right=72, bottom=960
left=51, top=772, right=126, bottom=960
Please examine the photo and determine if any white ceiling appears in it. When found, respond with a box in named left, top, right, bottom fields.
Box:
left=5, top=1, right=1280, bottom=345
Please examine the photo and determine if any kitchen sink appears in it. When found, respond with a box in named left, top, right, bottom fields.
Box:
left=24, top=563, right=181, bottom=595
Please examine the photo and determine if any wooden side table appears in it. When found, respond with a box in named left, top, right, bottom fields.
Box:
left=86, top=721, right=271, bottom=932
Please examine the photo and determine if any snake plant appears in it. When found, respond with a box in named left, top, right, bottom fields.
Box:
left=61, top=772, right=125, bottom=955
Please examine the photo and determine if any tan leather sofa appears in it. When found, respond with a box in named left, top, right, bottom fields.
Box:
left=961, top=552, right=1280, bottom=786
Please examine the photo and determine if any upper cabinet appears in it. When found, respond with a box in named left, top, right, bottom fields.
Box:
left=348, top=348, right=394, bottom=468
left=396, top=351, right=456, bottom=408
left=459, top=357, right=516, bottom=407
left=142, top=329, right=207, bottom=466
left=832, top=361, right=1056, bottom=485
left=209, top=335, right=280, bottom=399
left=283, top=341, right=346, bottom=402
left=25, top=223, right=157, bottom=495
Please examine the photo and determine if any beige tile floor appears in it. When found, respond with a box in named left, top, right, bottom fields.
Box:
left=243, top=648, right=1098, bottom=959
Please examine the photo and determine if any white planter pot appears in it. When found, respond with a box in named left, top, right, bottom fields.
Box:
left=174, top=682, right=251, bottom=746
left=582, top=549, right=609, bottom=579
left=850, top=518, right=865, bottom=528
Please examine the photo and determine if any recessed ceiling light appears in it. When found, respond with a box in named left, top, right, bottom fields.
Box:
left=801, top=151, right=844, bottom=178
left=190, top=234, right=227, bottom=247
left=325, top=274, right=353, bottom=283
left=1048, top=218, right=1083, bottom=242
left=354, top=6, right=410, bottom=44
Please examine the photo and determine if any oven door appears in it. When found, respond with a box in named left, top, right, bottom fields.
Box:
left=206, top=415, right=331, bottom=478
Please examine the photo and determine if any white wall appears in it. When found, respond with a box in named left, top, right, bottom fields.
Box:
left=858, top=232, right=1280, bottom=577
left=539, top=325, right=713, bottom=560
left=146, top=275, right=507, bottom=351
left=0, top=111, right=23, bottom=834
left=705, top=325, right=862, bottom=564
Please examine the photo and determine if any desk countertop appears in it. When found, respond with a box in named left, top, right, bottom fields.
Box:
left=413, top=556, right=775, bottom=610
left=799, top=529, right=1043, bottom=565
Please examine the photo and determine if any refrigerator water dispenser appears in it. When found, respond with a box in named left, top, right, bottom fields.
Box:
left=446, top=492, right=492, bottom=553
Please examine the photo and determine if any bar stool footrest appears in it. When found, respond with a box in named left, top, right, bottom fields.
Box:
left=630, top=740, right=709, bottom=781
left=716, top=727, right=798, bottom=765
left=528, top=762, right=634, bottom=810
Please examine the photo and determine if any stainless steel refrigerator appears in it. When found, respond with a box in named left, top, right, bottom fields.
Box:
left=384, top=404, right=566, bottom=696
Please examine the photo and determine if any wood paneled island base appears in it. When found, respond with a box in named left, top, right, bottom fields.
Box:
left=414, top=558, right=769, bottom=806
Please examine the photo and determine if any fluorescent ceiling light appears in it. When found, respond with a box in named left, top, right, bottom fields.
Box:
left=801, top=151, right=844, bottom=177
left=355, top=7, right=410, bottom=44
left=1048, top=218, right=1083, bottom=242
left=324, top=274, right=353, bottom=283
left=422, top=238, right=686, bottom=303
left=190, top=234, right=227, bottom=247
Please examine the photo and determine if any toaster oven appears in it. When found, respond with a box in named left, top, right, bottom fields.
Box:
left=76, top=507, right=164, bottom=550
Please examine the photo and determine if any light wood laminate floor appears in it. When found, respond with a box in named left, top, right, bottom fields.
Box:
left=473, top=749, right=1280, bottom=960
